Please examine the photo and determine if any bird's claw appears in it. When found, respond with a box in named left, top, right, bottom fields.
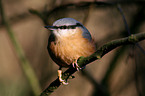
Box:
left=57, top=70, right=68, bottom=85
left=72, top=59, right=82, bottom=71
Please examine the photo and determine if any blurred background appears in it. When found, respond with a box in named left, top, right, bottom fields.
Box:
left=0, top=0, right=145, bottom=96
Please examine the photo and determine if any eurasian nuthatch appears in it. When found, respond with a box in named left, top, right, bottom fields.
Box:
left=45, top=18, right=96, bottom=84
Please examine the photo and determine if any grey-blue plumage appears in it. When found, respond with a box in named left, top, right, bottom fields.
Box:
left=52, top=18, right=92, bottom=41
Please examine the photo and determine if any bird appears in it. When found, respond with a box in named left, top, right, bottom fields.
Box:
left=45, top=18, right=96, bottom=85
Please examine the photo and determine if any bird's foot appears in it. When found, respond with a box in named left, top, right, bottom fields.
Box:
left=57, top=70, right=68, bottom=85
left=72, top=59, right=82, bottom=71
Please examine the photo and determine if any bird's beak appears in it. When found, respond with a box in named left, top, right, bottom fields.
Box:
left=44, top=26, right=56, bottom=30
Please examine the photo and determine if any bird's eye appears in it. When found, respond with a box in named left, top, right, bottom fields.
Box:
left=59, top=26, right=67, bottom=29
left=71, top=26, right=76, bottom=29
left=67, top=26, right=71, bottom=29
left=57, top=25, right=78, bottom=29
left=59, top=26, right=63, bottom=29
left=63, top=26, right=67, bottom=29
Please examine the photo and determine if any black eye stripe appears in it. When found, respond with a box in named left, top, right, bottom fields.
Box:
left=53, top=23, right=82, bottom=29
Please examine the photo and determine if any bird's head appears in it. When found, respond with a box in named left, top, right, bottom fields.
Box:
left=45, top=18, right=92, bottom=40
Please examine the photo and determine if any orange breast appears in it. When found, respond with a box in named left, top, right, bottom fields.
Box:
left=48, top=28, right=96, bottom=67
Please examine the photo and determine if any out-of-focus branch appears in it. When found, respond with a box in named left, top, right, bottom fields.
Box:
left=101, top=46, right=127, bottom=86
left=29, top=1, right=145, bottom=21
left=101, top=4, right=145, bottom=87
left=29, top=9, right=48, bottom=25
left=40, top=32, right=145, bottom=96
left=81, top=70, right=110, bottom=96
left=117, top=4, right=145, bottom=54
left=29, top=1, right=114, bottom=26
left=0, top=0, right=41, bottom=96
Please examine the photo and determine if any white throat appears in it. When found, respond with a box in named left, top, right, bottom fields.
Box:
left=53, top=28, right=77, bottom=38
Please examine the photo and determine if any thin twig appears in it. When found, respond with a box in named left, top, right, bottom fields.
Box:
left=81, top=70, right=109, bottom=96
left=117, top=4, right=145, bottom=55
left=101, top=46, right=127, bottom=85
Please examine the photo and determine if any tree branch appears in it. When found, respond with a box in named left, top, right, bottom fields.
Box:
left=40, top=32, right=145, bottom=96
